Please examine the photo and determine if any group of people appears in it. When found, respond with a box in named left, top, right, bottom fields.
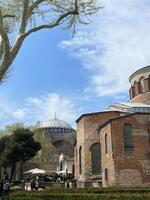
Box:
left=0, top=180, right=10, bottom=199
left=23, top=178, right=42, bottom=191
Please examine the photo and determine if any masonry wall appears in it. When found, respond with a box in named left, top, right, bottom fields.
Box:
left=129, top=91, right=150, bottom=104
left=75, top=111, right=125, bottom=186
left=75, top=117, right=85, bottom=182
left=100, top=124, right=116, bottom=187
left=129, top=66, right=150, bottom=104
left=110, top=114, right=150, bottom=186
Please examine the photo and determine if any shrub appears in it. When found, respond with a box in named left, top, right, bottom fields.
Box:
left=8, top=187, right=150, bottom=200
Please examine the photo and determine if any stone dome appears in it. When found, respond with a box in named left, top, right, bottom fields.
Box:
left=36, top=117, right=73, bottom=131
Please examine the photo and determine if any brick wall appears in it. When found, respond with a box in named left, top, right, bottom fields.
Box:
left=110, top=114, right=150, bottom=186
left=75, top=111, right=126, bottom=183
left=129, top=66, right=150, bottom=103
left=129, top=91, right=150, bottom=104
left=100, top=124, right=116, bottom=187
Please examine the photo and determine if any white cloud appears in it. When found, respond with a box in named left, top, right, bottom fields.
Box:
left=60, top=0, right=150, bottom=97
left=0, top=93, right=81, bottom=128
left=12, top=108, right=29, bottom=120
left=25, top=93, right=81, bottom=127
left=0, top=94, right=30, bottom=124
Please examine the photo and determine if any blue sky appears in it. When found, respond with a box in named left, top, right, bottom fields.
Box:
left=1, top=0, right=150, bottom=128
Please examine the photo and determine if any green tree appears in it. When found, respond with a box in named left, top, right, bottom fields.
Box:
left=0, top=127, right=41, bottom=181
left=0, top=123, right=24, bottom=138
left=0, top=0, right=101, bottom=82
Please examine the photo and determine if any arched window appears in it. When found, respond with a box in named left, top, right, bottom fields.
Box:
left=105, top=168, right=108, bottom=181
left=123, top=124, right=134, bottom=152
left=90, top=143, right=101, bottom=175
left=139, top=76, right=145, bottom=93
left=148, top=75, right=150, bottom=90
left=72, top=164, right=75, bottom=175
left=60, top=161, right=63, bottom=171
left=75, top=148, right=77, bottom=161
left=105, top=134, right=108, bottom=154
left=79, top=146, right=82, bottom=175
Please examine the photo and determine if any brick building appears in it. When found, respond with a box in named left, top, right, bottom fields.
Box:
left=129, top=65, right=150, bottom=104
left=75, top=66, right=150, bottom=187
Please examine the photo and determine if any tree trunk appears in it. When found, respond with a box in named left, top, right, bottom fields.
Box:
left=20, top=161, right=24, bottom=181
left=10, top=163, right=16, bottom=182
left=0, top=36, right=3, bottom=59
left=0, top=166, right=2, bottom=179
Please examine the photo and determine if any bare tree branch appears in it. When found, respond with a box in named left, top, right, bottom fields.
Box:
left=0, top=0, right=100, bottom=82
left=28, top=0, right=45, bottom=17
left=0, top=8, right=10, bottom=81
left=9, top=8, right=78, bottom=68
left=2, top=15, right=16, bottom=18
left=24, top=10, right=78, bottom=38
left=19, top=0, right=30, bottom=33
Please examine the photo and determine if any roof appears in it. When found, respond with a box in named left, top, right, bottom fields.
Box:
left=114, top=102, right=150, bottom=108
left=98, top=112, right=150, bottom=131
left=76, top=102, right=150, bottom=123
left=76, top=110, right=123, bottom=123
left=108, top=102, right=150, bottom=113
left=36, top=117, right=73, bottom=129
left=129, top=65, right=150, bottom=82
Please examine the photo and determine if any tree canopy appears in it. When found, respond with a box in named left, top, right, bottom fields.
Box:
left=0, top=123, right=24, bottom=136
left=0, top=127, right=41, bottom=180
left=0, top=0, right=100, bottom=82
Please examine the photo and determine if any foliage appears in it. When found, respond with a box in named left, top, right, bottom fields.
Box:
left=0, top=123, right=24, bottom=136
left=0, top=127, right=41, bottom=180
left=10, top=187, right=150, bottom=194
left=0, top=0, right=101, bottom=82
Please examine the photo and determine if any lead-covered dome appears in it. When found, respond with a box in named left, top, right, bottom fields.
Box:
left=36, top=117, right=75, bottom=133
left=34, top=117, right=76, bottom=171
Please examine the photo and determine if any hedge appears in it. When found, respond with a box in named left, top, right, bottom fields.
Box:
left=4, top=194, right=150, bottom=200
left=6, top=187, right=150, bottom=200
left=11, top=187, right=150, bottom=195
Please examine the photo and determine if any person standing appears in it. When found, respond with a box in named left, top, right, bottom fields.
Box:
left=0, top=180, right=3, bottom=200
left=31, top=179, right=35, bottom=191
left=35, top=180, right=39, bottom=190
left=3, top=180, right=10, bottom=197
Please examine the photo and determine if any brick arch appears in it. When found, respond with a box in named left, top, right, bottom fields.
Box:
left=120, top=117, right=139, bottom=129
left=133, top=80, right=137, bottom=86
left=53, top=139, right=74, bottom=157
left=130, top=82, right=136, bottom=99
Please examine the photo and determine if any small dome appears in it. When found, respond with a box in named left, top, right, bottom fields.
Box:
left=36, top=117, right=72, bottom=129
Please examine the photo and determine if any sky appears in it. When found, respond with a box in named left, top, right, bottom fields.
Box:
left=1, top=0, right=150, bottom=128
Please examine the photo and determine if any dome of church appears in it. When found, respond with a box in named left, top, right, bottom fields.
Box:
left=34, top=116, right=76, bottom=171
left=36, top=117, right=74, bottom=132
